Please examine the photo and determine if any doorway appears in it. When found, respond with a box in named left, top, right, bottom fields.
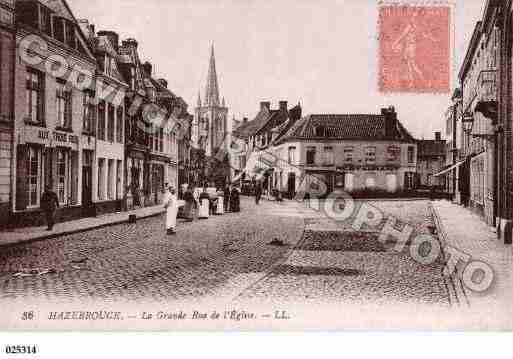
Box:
left=82, top=151, right=94, bottom=216
left=287, top=173, right=296, bottom=199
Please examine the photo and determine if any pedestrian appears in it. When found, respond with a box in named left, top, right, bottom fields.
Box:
left=41, top=185, right=59, bottom=231
left=255, top=180, right=263, bottom=205
left=163, top=186, right=178, bottom=235
left=224, top=184, right=231, bottom=212
left=198, top=187, right=210, bottom=219
left=182, top=184, right=197, bottom=222
left=230, top=185, right=240, bottom=213
left=215, top=187, right=224, bottom=214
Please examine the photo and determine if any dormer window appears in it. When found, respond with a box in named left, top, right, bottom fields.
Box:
left=39, top=5, right=52, bottom=36
left=315, top=125, right=326, bottom=137
left=66, top=22, right=75, bottom=48
left=53, top=16, right=64, bottom=42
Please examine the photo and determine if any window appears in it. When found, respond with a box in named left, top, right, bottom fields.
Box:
left=323, top=146, right=334, bottom=166
left=83, top=91, right=95, bottom=134
left=306, top=146, right=316, bottom=166
left=387, top=145, right=401, bottom=162
left=344, top=146, right=354, bottom=162
left=56, top=81, right=72, bottom=129
left=65, top=21, right=76, bottom=49
left=56, top=149, right=68, bottom=204
left=116, top=106, right=124, bottom=143
left=288, top=146, right=296, bottom=164
left=26, top=69, right=43, bottom=124
left=365, top=146, right=376, bottom=165
left=315, top=125, right=326, bottom=137
left=407, top=146, right=415, bottom=164
left=98, top=101, right=106, bottom=140
left=53, top=17, right=64, bottom=43
left=107, top=103, right=115, bottom=142
left=98, top=158, right=105, bottom=200
left=159, top=128, right=164, bottom=153
left=39, top=5, right=52, bottom=36
left=27, top=147, right=40, bottom=207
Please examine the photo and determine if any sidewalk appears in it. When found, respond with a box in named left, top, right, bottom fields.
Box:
left=0, top=205, right=165, bottom=247
left=431, top=200, right=513, bottom=327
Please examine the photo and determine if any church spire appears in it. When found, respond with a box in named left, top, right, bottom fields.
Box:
left=204, top=43, right=220, bottom=107
left=197, top=91, right=202, bottom=107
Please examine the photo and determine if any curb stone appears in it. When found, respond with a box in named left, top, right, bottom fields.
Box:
left=0, top=210, right=165, bottom=249
left=429, top=201, right=470, bottom=308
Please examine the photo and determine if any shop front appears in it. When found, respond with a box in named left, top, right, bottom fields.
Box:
left=12, top=127, right=82, bottom=227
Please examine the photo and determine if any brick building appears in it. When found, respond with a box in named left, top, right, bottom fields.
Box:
left=11, top=0, right=97, bottom=226
left=0, top=0, right=14, bottom=227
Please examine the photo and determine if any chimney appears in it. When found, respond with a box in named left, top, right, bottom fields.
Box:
left=289, top=102, right=302, bottom=125
left=157, top=79, right=168, bottom=88
left=243, top=117, right=248, bottom=123
left=260, top=101, right=271, bottom=111
left=279, top=101, right=288, bottom=111
left=78, top=19, right=95, bottom=42
left=142, top=61, right=152, bottom=76
left=121, top=38, right=138, bottom=50
left=435, top=131, right=441, bottom=141
left=97, top=30, right=119, bottom=52
left=381, top=106, right=397, bottom=138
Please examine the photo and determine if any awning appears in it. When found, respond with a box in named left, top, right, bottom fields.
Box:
left=433, top=160, right=465, bottom=177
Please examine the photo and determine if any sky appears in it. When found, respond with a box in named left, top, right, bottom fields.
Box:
left=70, top=0, right=485, bottom=139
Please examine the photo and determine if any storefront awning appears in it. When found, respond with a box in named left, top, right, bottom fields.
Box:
left=433, top=160, right=465, bottom=177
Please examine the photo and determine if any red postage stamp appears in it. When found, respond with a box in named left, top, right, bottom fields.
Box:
left=379, top=5, right=451, bottom=93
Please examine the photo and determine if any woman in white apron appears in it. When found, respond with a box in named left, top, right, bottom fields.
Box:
left=163, top=186, right=178, bottom=235
left=198, top=188, right=210, bottom=219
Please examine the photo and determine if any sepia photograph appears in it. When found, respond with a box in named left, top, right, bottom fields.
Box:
left=0, top=0, right=511, bottom=338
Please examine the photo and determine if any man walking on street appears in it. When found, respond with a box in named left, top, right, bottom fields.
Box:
left=41, top=185, right=59, bottom=231
left=255, top=180, right=262, bottom=205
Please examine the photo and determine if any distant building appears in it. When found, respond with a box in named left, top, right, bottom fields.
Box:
left=234, top=105, right=417, bottom=197
left=192, top=45, right=230, bottom=186
left=232, top=100, right=302, bottom=194
left=416, top=133, right=446, bottom=189
left=273, top=107, right=417, bottom=197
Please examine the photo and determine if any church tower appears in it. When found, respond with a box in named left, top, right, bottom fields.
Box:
left=193, top=44, right=229, bottom=158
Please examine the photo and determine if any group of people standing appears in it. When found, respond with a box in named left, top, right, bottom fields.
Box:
left=162, top=183, right=241, bottom=235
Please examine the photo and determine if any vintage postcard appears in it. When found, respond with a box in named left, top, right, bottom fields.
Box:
left=0, top=0, right=511, bottom=334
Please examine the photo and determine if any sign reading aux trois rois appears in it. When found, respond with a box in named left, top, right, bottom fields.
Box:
left=21, top=127, right=80, bottom=150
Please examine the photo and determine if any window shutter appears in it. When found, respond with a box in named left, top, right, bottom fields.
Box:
left=15, top=145, right=29, bottom=210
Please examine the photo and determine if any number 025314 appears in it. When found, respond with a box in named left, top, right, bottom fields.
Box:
left=5, top=345, right=37, bottom=355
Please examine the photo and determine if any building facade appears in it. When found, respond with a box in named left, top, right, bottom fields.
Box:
left=0, top=0, right=15, bottom=227
left=12, top=0, right=98, bottom=226
left=458, top=5, right=499, bottom=228
left=118, top=39, right=184, bottom=209
left=273, top=107, right=418, bottom=197
left=234, top=106, right=417, bottom=198
left=498, top=0, right=513, bottom=244
left=416, top=132, right=446, bottom=189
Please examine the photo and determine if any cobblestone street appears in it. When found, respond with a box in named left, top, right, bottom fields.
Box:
left=0, top=198, right=453, bottom=310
